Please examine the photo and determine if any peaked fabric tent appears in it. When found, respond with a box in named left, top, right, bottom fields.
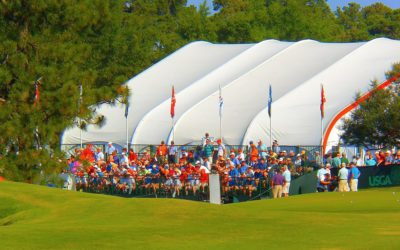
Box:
left=62, top=38, right=400, bottom=153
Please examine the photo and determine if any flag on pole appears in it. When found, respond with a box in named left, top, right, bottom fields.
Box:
left=219, top=85, right=223, bottom=117
left=124, top=101, right=129, bottom=118
left=170, top=85, right=176, bottom=118
left=268, top=84, right=272, bottom=118
left=320, top=85, right=326, bottom=118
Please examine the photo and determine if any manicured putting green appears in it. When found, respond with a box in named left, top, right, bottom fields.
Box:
left=1, top=181, right=400, bottom=249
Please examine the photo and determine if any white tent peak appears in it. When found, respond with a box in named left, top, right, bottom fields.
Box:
left=62, top=38, right=400, bottom=153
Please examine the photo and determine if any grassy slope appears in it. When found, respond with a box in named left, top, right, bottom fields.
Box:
left=1, top=181, right=400, bottom=249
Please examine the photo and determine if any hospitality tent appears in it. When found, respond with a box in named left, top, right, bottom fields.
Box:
left=61, top=38, right=400, bottom=153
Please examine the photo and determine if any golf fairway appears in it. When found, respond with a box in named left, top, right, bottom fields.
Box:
left=1, top=181, right=400, bottom=249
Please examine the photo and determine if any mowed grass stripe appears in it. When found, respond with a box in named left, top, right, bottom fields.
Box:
left=1, top=181, right=400, bottom=249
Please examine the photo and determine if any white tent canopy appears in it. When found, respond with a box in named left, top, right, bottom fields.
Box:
left=62, top=38, right=400, bottom=152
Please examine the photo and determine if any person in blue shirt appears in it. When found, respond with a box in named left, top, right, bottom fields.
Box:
left=365, top=154, right=376, bottom=166
left=255, top=158, right=268, bottom=171
left=253, top=167, right=263, bottom=188
left=349, top=162, right=360, bottom=192
left=150, top=165, right=160, bottom=195
left=228, top=165, right=239, bottom=191
left=107, top=142, right=116, bottom=156
left=229, top=152, right=240, bottom=167
left=238, top=161, right=248, bottom=175
left=393, top=150, right=400, bottom=164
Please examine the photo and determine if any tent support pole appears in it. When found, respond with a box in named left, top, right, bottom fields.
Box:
left=126, top=116, right=129, bottom=150
left=269, top=117, right=272, bottom=150
left=321, top=117, right=323, bottom=155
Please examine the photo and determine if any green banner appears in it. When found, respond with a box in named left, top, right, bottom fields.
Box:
left=290, top=164, right=400, bottom=195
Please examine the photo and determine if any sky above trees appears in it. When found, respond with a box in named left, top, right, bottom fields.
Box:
left=187, top=0, right=400, bottom=11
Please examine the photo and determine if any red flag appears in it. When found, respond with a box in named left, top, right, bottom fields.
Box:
left=34, top=82, right=40, bottom=105
left=170, top=85, right=176, bottom=118
left=320, top=85, right=326, bottom=118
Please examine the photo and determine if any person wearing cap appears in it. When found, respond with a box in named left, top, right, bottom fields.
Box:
left=229, top=152, right=240, bottom=167
left=349, top=162, right=360, bottom=192
left=120, top=148, right=129, bottom=167
left=228, top=164, right=239, bottom=191
left=236, top=148, right=245, bottom=162
left=271, top=168, right=284, bottom=198
left=216, top=138, right=226, bottom=159
left=282, top=165, right=291, bottom=197
left=324, top=163, right=332, bottom=175
left=272, top=140, right=280, bottom=153
left=384, top=150, right=394, bottom=165
left=107, top=142, right=116, bottom=156
left=294, top=154, right=303, bottom=168
left=353, top=154, right=363, bottom=167
left=317, top=172, right=331, bottom=192
left=202, top=132, right=214, bottom=146
left=337, top=162, right=349, bottom=192
left=95, top=147, right=105, bottom=164
left=316, top=164, right=327, bottom=192
left=317, top=164, right=327, bottom=183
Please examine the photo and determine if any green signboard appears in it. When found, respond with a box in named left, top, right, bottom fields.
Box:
left=290, top=165, right=400, bottom=195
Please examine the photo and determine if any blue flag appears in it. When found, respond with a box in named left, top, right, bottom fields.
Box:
left=268, top=84, right=272, bottom=118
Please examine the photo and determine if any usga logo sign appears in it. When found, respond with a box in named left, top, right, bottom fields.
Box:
left=369, top=175, right=392, bottom=187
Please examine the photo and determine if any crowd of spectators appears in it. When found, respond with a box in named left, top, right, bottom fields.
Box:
left=64, top=132, right=400, bottom=200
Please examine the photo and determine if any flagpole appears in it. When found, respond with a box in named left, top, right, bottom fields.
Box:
left=268, top=84, right=272, bottom=150
left=219, top=114, right=222, bottom=142
left=126, top=115, right=129, bottom=149
left=172, top=116, right=175, bottom=142
left=219, top=84, right=223, bottom=142
left=270, top=117, right=272, bottom=150
left=320, top=84, right=325, bottom=155
left=79, top=84, right=83, bottom=149
left=321, top=116, right=323, bottom=154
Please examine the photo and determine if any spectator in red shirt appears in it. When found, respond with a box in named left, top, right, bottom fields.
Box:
left=156, top=141, right=168, bottom=164
left=249, top=144, right=259, bottom=163
left=375, top=151, right=385, bottom=167
left=128, top=148, right=137, bottom=164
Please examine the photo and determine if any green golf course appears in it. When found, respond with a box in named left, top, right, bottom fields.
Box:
left=1, top=181, right=400, bottom=249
